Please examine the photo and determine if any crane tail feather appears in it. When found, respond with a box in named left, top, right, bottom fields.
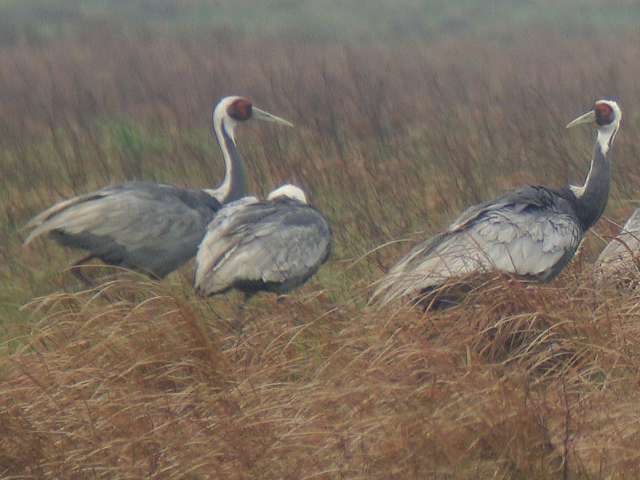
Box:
left=23, top=193, right=106, bottom=245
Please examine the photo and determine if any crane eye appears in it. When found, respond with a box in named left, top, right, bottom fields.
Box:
left=228, top=99, right=253, bottom=121
left=595, top=103, right=614, bottom=126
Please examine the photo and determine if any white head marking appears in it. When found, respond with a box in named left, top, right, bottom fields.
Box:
left=267, top=184, right=308, bottom=204
left=595, top=99, right=622, bottom=156
left=213, top=96, right=245, bottom=142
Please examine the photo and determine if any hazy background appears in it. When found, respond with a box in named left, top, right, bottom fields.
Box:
left=2, top=1, right=640, bottom=477
left=1, top=0, right=637, bottom=42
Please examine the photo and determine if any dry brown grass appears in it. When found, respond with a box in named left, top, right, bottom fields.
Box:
left=3, top=22, right=640, bottom=479
left=3, top=268, right=640, bottom=478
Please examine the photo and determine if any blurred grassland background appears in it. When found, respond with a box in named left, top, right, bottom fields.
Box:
left=2, top=0, right=640, bottom=478
left=2, top=0, right=639, bottom=42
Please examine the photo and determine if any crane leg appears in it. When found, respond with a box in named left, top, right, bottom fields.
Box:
left=230, top=292, right=255, bottom=332
left=69, top=254, right=96, bottom=287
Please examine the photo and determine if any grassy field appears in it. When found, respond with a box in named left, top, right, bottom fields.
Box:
left=3, top=1, right=640, bottom=478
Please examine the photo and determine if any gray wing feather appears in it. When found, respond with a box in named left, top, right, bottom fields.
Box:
left=25, top=182, right=220, bottom=277
left=193, top=196, right=261, bottom=285
left=594, top=209, right=640, bottom=284
left=374, top=187, right=582, bottom=305
left=449, top=186, right=558, bottom=231
left=195, top=201, right=331, bottom=295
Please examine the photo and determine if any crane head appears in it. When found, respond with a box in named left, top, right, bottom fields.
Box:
left=267, top=184, right=308, bottom=204
left=566, top=100, right=622, bottom=154
left=214, top=96, right=293, bottom=130
left=566, top=99, right=622, bottom=130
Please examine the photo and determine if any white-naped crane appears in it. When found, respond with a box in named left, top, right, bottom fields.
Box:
left=594, top=208, right=640, bottom=287
left=372, top=99, right=622, bottom=308
left=24, top=96, right=293, bottom=282
left=194, top=184, right=331, bottom=300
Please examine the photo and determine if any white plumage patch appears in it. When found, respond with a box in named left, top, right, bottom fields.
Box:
left=267, top=184, right=308, bottom=204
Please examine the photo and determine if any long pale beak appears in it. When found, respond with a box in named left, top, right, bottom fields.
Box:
left=253, top=107, right=294, bottom=127
left=566, top=110, right=596, bottom=129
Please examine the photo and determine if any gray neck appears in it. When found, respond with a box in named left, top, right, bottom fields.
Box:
left=205, top=113, right=248, bottom=204
left=572, top=141, right=611, bottom=231
left=217, top=121, right=247, bottom=202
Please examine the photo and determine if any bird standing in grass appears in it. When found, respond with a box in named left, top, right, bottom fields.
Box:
left=373, top=99, right=622, bottom=308
left=194, top=184, right=331, bottom=301
left=24, top=96, right=293, bottom=282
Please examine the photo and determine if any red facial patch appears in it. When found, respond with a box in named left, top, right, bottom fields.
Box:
left=595, top=102, right=614, bottom=126
left=595, top=103, right=613, bottom=117
left=228, top=98, right=253, bottom=121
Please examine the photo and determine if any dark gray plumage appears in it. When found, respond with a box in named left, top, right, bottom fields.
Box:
left=194, top=185, right=331, bottom=297
left=25, top=182, right=221, bottom=278
left=373, top=99, right=622, bottom=307
left=594, top=208, right=640, bottom=286
left=24, top=96, right=293, bottom=280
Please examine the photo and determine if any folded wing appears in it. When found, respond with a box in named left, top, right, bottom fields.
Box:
left=195, top=200, right=331, bottom=295
left=374, top=186, right=582, bottom=306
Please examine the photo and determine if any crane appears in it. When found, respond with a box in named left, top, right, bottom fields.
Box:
left=24, top=96, right=293, bottom=282
left=373, top=99, right=622, bottom=308
left=194, top=184, right=331, bottom=300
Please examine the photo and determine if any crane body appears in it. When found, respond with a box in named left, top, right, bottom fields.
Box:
left=194, top=185, right=331, bottom=298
